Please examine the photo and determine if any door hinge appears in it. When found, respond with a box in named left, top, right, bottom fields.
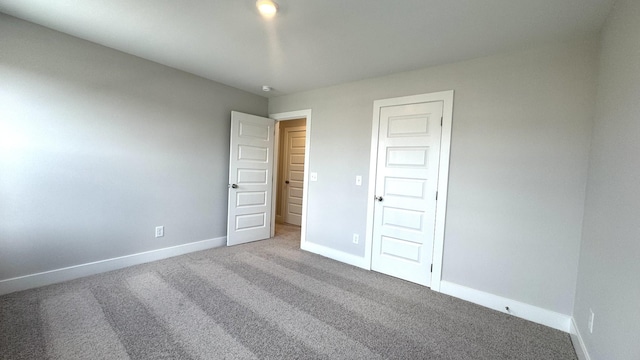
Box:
left=430, top=264, right=433, bottom=272
left=435, top=191, right=438, bottom=200
left=441, top=116, right=443, bottom=126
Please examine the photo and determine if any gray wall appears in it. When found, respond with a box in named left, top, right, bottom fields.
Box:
left=0, top=14, right=267, bottom=280
left=573, top=0, right=640, bottom=358
left=269, top=39, right=598, bottom=315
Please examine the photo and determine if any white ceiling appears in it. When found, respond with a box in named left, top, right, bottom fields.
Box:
left=0, top=0, right=614, bottom=97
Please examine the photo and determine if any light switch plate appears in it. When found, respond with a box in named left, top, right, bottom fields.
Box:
left=355, top=175, right=362, bottom=186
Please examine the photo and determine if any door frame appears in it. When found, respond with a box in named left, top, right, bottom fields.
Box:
left=269, top=109, right=312, bottom=246
left=364, top=91, right=453, bottom=291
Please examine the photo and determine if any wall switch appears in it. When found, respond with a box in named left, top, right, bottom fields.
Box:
left=352, top=233, right=359, bottom=244
left=355, top=175, right=362, bottom=186
left=588, top=309, right=595, bottom=333
left=310, top=172, right=318, bottom=181
left=155, top=226, right=164, bottom=238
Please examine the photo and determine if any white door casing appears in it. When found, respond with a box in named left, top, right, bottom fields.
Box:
left=283, top=126, right=306, bottom=226
left=366, top=91, right=454, bottom=290
left=227, top=111, right=275, bottom=246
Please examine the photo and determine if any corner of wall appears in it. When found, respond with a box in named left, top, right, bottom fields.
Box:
left=570, top=317, right=592, bottom=360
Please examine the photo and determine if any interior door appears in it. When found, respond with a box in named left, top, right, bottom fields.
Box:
left=283, top=126, right=306, bottom=226
left=371, top=101, right=443, bottom=286
left=227, top=111, right=275, bottom=246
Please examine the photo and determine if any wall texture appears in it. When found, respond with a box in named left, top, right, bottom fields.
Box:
left=269, top=39, right=598, bottom=315
left=573, top=0, right=640, bottom=358
left=0, top=14, right=267, bottom=281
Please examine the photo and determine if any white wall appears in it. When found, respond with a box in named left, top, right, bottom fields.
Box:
left=0, top=14, right=267, bottom=282
left=269, top=39, right=598, bottom=315
left=573, top=0, right=640, bottom=358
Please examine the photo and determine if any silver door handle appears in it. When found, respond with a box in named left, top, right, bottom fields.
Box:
left=229, top=184, right=238, bottom=189
left=375, top=196, right=383, bottom=202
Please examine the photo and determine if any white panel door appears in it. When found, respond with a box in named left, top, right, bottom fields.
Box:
left=227, top=111, right=275, bottom=246
left=283, top=126, right=306, bottom=226
left=371, top=101, right=443, bottom=286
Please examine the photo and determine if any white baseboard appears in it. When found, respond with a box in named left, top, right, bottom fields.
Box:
left=570, top=317, right=591, bottom=360
left=439, top=281, right=571, bottom=332
left=0, top=236, right=226, bottom=296
left=301, top=241, right=370, bottom=270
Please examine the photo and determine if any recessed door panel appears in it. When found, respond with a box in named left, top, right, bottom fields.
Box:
left=239, top=122, right=270, bottom=140
left=290, top=154, right=305, bottom=165
left=289, top=188, right=303, bottom=198
left=387, top=114, right=430, bottom=137
left=237, top=169, right=268, bottom=184
left=238, top=145, right=268, bottom=162
left=289, top=170, right=304, bottom=181
left=236, top=191, right=267, bottom=207
left=291, top=137, right=306, bottom=148
left=382, top=207, right=424, bottom=232
left=288, top=203, right=303, bottom=216
left=386, top=147, right=429, bottom=168
left=235, top=213, right=266, bottom=231
left=384, top=177, right=426, bottom=199
left=380, top=236, right=422, bottom=263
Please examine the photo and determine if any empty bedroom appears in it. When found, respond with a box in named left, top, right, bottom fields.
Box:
left=1, top=0, right=638, bottom=359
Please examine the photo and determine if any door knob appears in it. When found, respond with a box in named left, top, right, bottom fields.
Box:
left=229, top=184, right=238, bottom=189
left=285, top=180, right=290, bottom=184
left=375, top=196, right=384, bottom=202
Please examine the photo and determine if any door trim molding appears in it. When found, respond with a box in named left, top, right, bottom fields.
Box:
left=269, top=109, right=312, bottom=246
left=364, top=91, right=454, bottom=291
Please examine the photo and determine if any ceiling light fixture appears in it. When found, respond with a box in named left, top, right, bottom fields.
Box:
left=262, top=85, right=273, bottom=92
left=256, top=0, right=278, bottom=18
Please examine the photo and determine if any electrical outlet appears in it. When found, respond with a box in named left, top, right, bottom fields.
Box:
left=155, top=226, right=164, bottom=238
left=588, top=309, right=595, bottom=333
left=352, top=234, right=359, bottom=244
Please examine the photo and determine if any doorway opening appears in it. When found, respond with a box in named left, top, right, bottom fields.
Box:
left=275, top=118, right=306, bottom=226
left=269, top=110, right=312, bottom=246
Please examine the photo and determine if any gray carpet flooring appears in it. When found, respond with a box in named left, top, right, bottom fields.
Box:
left=0, top=224, right=578, bottom=359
